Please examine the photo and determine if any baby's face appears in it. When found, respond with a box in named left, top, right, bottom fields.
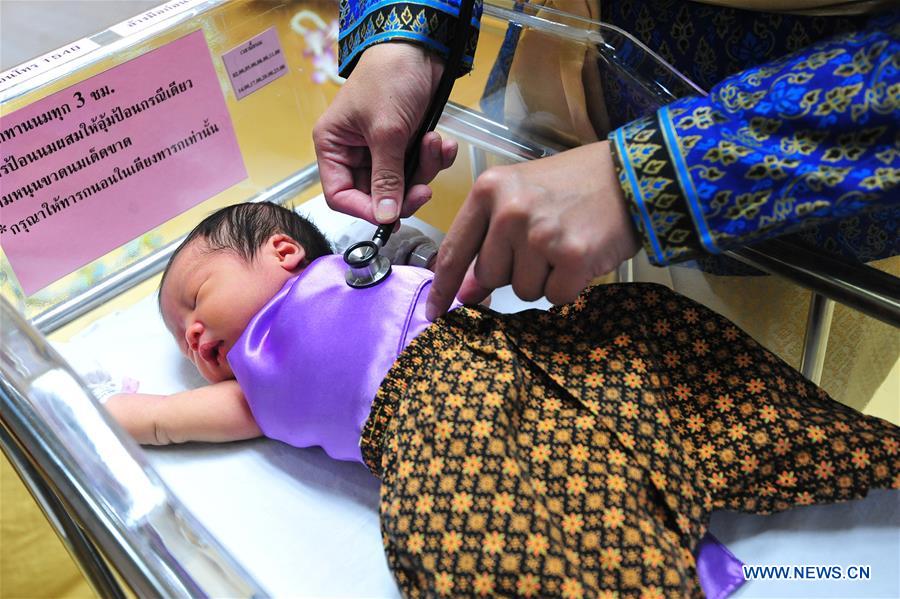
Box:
left=160, top=236, right=304, bottom=383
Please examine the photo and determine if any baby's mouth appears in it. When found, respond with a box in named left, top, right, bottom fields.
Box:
left=198, top=341, right=222, bottom=365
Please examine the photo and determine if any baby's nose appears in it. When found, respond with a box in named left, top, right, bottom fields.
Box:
left=185, top=322, right=204, bottom=350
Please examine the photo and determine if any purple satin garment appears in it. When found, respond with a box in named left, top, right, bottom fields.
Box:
left=227, top=255, right=448, bottom=462
left=697, top=532, right=746, bottom=598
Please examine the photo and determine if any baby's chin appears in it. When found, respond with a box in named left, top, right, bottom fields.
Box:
left=202, top=369, right=235, bottom=384
left=198, top=361, right=235, bottom=384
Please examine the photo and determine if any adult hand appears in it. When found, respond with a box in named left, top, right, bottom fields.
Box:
left=313, top=43, right=458, bottom=224
left=426, top=140, right=641, bottom=319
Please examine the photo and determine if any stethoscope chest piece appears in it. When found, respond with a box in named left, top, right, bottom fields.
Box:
left=343, top=240, right=392, bottom=288
left=341, top=0, right=473, bottom=290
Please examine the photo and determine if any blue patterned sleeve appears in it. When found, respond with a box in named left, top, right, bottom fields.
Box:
left=339, top=0, right=483, bottom=78
left=609, top=15, right=899, bottom=266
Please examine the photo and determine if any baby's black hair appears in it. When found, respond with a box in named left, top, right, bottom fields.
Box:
left=160, top=202, right=333, bottom=297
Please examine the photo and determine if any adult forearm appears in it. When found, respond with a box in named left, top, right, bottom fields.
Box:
left=609, top=13, right=899, bottom=266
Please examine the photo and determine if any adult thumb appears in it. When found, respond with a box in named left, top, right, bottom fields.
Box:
left=369, top=137, right=406, bottom=224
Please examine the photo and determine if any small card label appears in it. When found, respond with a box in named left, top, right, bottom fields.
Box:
left=221, top=27, right=288, bottom=100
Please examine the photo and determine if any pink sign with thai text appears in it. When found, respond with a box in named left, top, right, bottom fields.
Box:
left=0, top=30, right=247, bottom=295
left=221, top=27, right=288, bottom=100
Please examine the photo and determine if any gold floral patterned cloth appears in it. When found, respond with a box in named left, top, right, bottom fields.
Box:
left=361, top=283, right=899, bottom=597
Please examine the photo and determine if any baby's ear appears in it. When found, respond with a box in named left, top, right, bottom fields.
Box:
left=269, top=234, right=306, bottom=271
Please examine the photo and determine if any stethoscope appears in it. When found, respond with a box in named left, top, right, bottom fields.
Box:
left=343, top=0, right=477, bottom=288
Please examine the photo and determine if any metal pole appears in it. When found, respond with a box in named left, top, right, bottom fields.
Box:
left=617, top=259, right=634, bottom=284
left=728, top=239, right=900, bottom=329
left=800, top=293, right=836, bottom=384
left=469, top=145, right=488, bottom=183
left=0, top=424, right=128, bottom=599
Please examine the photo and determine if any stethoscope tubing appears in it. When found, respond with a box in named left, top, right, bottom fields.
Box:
left=345, top=0, right=477, bottom=287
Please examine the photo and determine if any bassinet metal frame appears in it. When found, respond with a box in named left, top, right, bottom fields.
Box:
left=1, top=1, right=897, bottom=596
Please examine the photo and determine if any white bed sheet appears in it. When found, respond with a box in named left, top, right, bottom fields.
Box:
left=55, top=198, right=899, bottom=598
left=712, top=491, right=899, bottom=598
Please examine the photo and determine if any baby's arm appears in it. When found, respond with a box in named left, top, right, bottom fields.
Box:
left=105, top=380, right=261, bottom=445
